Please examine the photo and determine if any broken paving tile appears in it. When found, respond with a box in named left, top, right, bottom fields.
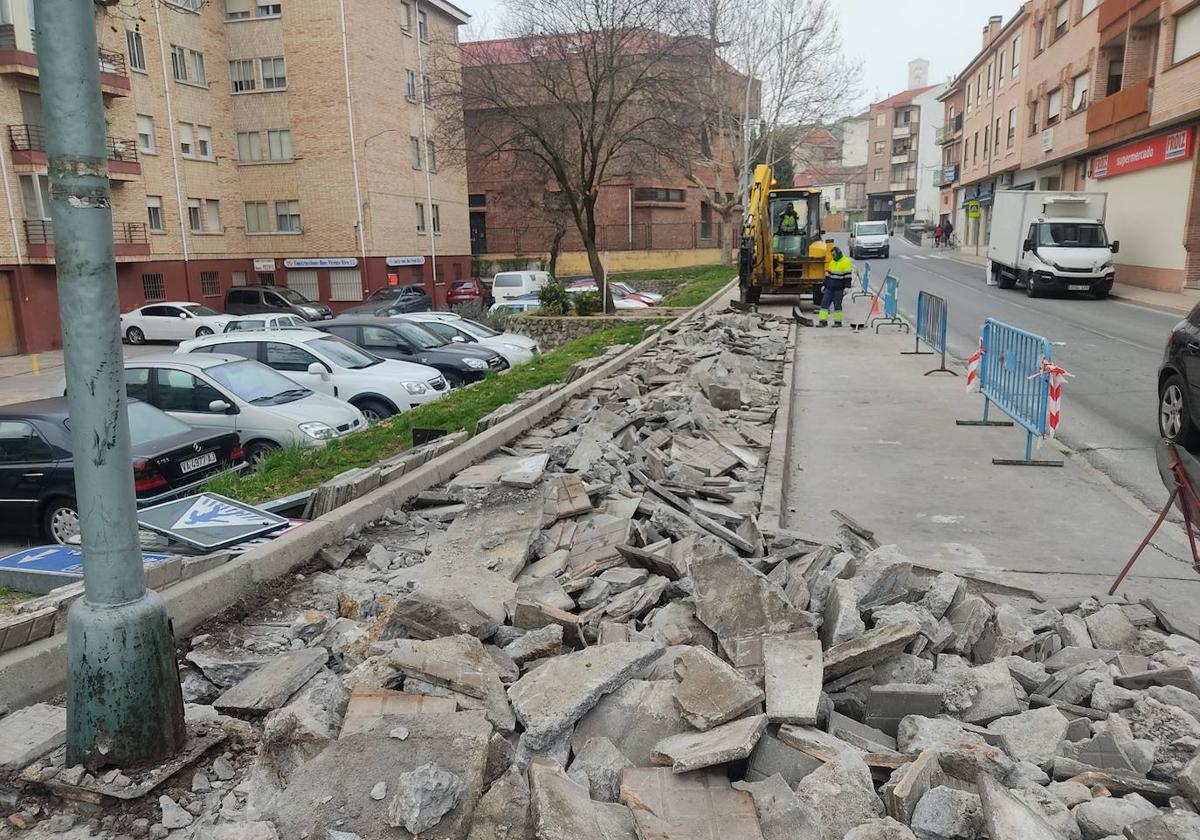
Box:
left=573, top=680, right=693, bottom=767
left=543, top=474, right=595, bottom=525
left=0, top=703, right=65, bottom=771
left=823, top=620, right=921, bottom=681
left=529, top=758, right=636, bottom=840
left=650, top=713, right=768, bottom=773
left=213, top=648, right=327, bottom=715
left=690, top=551, right=810, bottom=653
left=672, top=647, right=764, bottom=731
left=339, top=685, right=455, bottom=737
left=620, top=767, right=765, bottom=839
left=764, top=636, right=822, bottom=725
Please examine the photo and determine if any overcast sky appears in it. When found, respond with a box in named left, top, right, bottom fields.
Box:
left=449, top=0, right=1025, bottom=111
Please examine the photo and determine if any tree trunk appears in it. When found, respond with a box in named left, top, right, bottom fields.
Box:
left=581, top=202, right=616, bottom=314
left=547, top=227, right=566, bottom=278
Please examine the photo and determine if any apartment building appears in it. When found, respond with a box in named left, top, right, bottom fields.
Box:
left=865, top=82, right=944, bottom=228
left=0, top=0, right=470, bottom=355
left=938, top=0, right=1200, bottom=290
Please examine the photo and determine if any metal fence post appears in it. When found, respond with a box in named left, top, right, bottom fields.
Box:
left=38, top=0, right=186, bottom=767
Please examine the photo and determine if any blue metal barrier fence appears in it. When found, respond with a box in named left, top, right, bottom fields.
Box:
left=870, top=272, right=908, bottom=333
left=852, top=263, right=872, bottom=300
left=902, top=290, right=957, bottom=376
left=956, top=318, right=1063, bottom=467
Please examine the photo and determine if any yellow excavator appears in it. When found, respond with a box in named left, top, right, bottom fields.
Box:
left=737, top=164, right=832, bottom=305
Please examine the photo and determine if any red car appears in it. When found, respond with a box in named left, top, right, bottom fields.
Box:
left=447, top=278, right=488, bottom=306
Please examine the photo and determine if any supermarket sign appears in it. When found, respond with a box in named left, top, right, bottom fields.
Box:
left=1090, top=127, right=1195, bottom=180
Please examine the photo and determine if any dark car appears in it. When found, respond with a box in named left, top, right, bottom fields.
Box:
left=0, top=398, right=244, bottom=544
left=316, top=317, right=507, bottom=387
left=224, top=285, right=333, bottom=321
left=1159, top=303, right=1200, bottom=447
left=342, top=285, right=432, bottom=316
left=447, top=278, right=488, bottom=306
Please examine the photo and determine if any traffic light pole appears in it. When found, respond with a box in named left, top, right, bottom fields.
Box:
left=36, top=0, right=186, bottom=767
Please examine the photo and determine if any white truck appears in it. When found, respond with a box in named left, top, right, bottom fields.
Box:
left=986, top=191, right=1119, bottom=299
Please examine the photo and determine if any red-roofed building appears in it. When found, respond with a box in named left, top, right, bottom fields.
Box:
left=866, top=68, right=946, bottom=228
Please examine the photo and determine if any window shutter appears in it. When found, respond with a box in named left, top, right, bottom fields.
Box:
left=225, top=0, right=251, bottom=15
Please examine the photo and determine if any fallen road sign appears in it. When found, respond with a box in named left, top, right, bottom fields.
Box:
left=136, top=492, right=290, bottom=551
left=0, top=545, right=172, bottom=595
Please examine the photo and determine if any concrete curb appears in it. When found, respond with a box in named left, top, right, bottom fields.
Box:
left=0, top=276, right=738, bottom=711
left=760, top=321, right=798, bottom=535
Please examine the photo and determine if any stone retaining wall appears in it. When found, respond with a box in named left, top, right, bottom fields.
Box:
left=501, top=313, right=672, bottom=351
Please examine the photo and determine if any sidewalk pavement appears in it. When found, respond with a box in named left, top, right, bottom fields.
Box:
left=784, top=291, right=1200, bottom=616
left=937, top=246, right=1200, bottom=315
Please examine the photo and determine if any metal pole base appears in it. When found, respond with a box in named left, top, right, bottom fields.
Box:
left=66, top=589, right=186, bottom=769
left=992, top=457, right=1065, bottom=467
left=901, top=350, right=934, bottom=355
left=925, top=367, right=960, bottom=377
left=871, top=317, right=910, bottom=334
left=955, top=419, right=1015, bottom=427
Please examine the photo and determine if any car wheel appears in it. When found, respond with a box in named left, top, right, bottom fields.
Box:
left=195, top=326, right=214, bottom=337
left=1160, top=374, right=1200, bottom=448
left=1025, top=274, right=1041, bottom=298
left=357, top=399, right=395, bottom=423
left=125, top=326, right=145, bottom=345
left=883, top=249, right=890, bottom=259
left=43, top=497, right=80, bottom=545
left=245, top=440, right=280, bottom=464
left=995, top=264, right=1015, bottom=290
left=444, top=371, right=465, bottom=389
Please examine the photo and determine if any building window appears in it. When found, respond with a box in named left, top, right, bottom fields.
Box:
left=405, top=70, right=418, bottom=102
left=189, top=50, right=206, bottom=85
left=995, top=117, right=1001, bottom=154
left=876, top=113, right=885, bottom=128
left=170, top=45, right=188, bottom=81
left=416, top=201, right=426, bottom=232
left=973, top=132, right=979, bottom=164
left=275, top=200, right=300, bottom=232
left=1007, top=107, right=1017, bottom=147
left=225, top=0, right=251, bottom=18
left=136, top=114, right=155, bottom=153
left=1034, top=21, right=1044, bottom=54
left=1081, top=0, right=1098, bottom=18
left=411, top=136, right=422, bottom=169
left=237, top=131, right=262, bottom=162
left=230, top=59, right=256, bottom=93
left=873, top=140, right=884, bottom=154
left=200, top=271, right=220, bottom=297
left=19, top=174, right=50, bottom=219
left=126, top=30, right=146, bottom=72
left=983, top=126, right=990, bottom=159
left=418, top=8, right=427, bottom=40
left=998, top=50, right=1005, bottom=85
left=256, top=1, right=281, bottom=15
left=205, top=199, right=221, bottom=233
left=633, top=188, right=685, bottom=202
left=187, top=198, right=202, bottom=232
left=142, top=274, right=166, bottom=301
left=422, top=74, right=432, bottom=104
left=700, top=201, right=712, bottom=239
left=400, top=1, right=411, bottom=30
left=178, top=122, right=194, bottom=157
left=427, top=141, right=437, bottom=172
left=146, top=195, right=164, bottom=232
left=965, top=81, right=972, bottom=113
left=329, top=268, right=362, bottom=301
left=986, top=62, right=993, bottom=97
left=1070, top=71, right=1089, bottom=113
left=231, top=270, right=247, bottom=287
left=469, top=193, right=486, bottom=207
left=431, top=204, right=441, bottom=234
left=244, top=201, right=270, bottom=233
left=267, top=129, right=292, bottom=160
left=257, top=272, right=275, bottom=286
left=1174, top=5, right=1200, bottom=64
left=1054, top=2, right=1069, bottom=39
left=261, top=56, right=286, bottom=89
left=1029, top=100, right=1039, bottom=135
left=872, top=168, right=882, bottom=182
left=196, top=125, right=213, bottom=159
left=1046, top=88, right=1062, bottom=126
left=166, top=0, right=201, bottom=10
left=1012, top=34, right=1021, bottom=76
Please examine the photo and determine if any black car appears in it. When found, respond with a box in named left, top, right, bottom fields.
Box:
left=0, top=398, right=244, bottom=544
left=1159, top=304, right=1200, bottom=447
left=316, top=317, right=508, bottom=387
left=341, top=285, right=432, bottom=316
left=224, top=286, right=333, bottom=321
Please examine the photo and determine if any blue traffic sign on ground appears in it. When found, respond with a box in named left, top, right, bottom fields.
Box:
left=136, top=492, right=289, bottom=550
left=0, top=545, right=172, bottom=595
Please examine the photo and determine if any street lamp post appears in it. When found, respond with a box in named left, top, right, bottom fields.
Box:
left=37, top=0, right=185, bottom=766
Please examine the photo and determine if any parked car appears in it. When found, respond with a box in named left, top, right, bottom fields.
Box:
left=447, top=278, right=488, bottom=306
left=224, top=313, right=315, bottom=332
left=490, top=294, right=542, bottom=315
left=122, top=354, right=367, bottom=462
left=612, top=281, right=662, bottom=304
left=224, top=285, right=333, bottom=321
left=177, top=330, right=447, bottom=421
left=849, top=220, right=891, bottom=260
left=316, top=317, right=508, bottom=387
left=121, top=303, right=234, bottom=344
left=562, top=280, right=652, bottom=308
left=0, top=397, right=244, bottom=544
left=342, top=285, right=432, bottom=316
left=401, top=312, right=540, bottom=366
left=490, top=270, right=550, bottom=304
left=1159, top=303, right=1200, bottom=447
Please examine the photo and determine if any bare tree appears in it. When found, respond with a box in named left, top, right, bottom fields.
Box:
left=442, top=0, right=710, bottom=307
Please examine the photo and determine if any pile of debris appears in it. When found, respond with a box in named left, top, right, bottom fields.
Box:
left=6, top=309, right=1200, bottom=840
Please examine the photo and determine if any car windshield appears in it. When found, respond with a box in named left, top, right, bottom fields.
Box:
left=83, top=401, right=194, bottom=447
left=451, top=281, right=474, bottom=289
left=419, top=321, right=470, bottom=343
left=184, top=305, right=220, bottom=317
left=856, top=222, right=888, bottom=237
left=394, top=322, right=445, bottom=349
left=207, top=360, right=311, bottom=405
left=226, top=320, right=266, bottom=332
left=274, top=288, right=311, bottom=304
left=493, top=274, right=522, bottom=287
left=367, top=287, right=403, bottom=302
left=308, top=335, right=382, bottom=369
left=458, top=319, right=500, bottom=338
left=1036, top=222, right=1109, bottom=248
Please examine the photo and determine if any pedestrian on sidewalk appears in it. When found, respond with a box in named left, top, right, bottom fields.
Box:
left=942, top=218, right=954, bottom=249
left=934, top=224, right=944, bottom=249
left=819, top=246, right=853, bottom=328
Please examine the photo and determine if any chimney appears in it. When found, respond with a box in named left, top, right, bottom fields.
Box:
left=907, top=58, right=930, bottom=89
left=982, top=15, right=1003, bottom=49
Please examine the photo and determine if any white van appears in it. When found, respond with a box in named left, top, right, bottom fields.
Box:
left=849, top=221, right=891, bottom=260
left=490, top=270, right=550, bottom=304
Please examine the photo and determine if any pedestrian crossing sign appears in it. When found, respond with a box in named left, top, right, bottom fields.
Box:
left=137, top=492, right=289, bottom=550
left=967, top=200, right=982, bottom=219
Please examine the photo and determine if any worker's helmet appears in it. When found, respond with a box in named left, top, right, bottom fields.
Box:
left=831, top=247, right=844, bottom=261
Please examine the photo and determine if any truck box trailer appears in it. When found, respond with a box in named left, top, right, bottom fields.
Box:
left=986, top=191, right=1119, bottom=299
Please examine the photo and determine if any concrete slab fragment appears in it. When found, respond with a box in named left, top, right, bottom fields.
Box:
left=214, top=648, right=327, bottom=715
left=530, top=758, right=636, bottom=840
left=620, top=767, right=765, bottom=840
left=0, top=703, right=65, bottom=771
left=672, top=646, right=764, bottom=731
left=650, top=713, right=768, bottom=773
left=574, top=680, right=692, bottom=768
left=866, top=684, right=945, bottom=737
left=824, top=620, right=922, bottom=681
left=745, top=731, right=823, bottom=785
left=339, top=685, right=455, bottom=737
left=763, top=636, right=822, bottom=725
left=691, top=551, right=809, bottom=650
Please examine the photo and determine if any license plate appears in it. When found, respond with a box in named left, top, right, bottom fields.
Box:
left=179, top=452, right=217, bottom=474
left=1068, top=284, right=1090, bottom=291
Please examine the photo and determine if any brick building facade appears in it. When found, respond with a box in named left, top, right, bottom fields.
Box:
left=0, top=0, right=471, bottom=354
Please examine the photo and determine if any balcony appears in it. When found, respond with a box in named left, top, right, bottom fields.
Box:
left=0, top=30, right=130, bottom=97
left=934, top=164, right=959, bottom=187
left=1086, top=78, right=1152, bottom=145
left=889, top=179, right=917, bottom=193
left=23, top=219, right=149, bottom=261
left=8, top=124, right=141, bottom=179
left=891, top=150, right=915, bottom=165
left=1098, top=0, right=1161, bottom=46
left=892, top=124, right=914, bottom=139
left=936, top=114, right=964, bottom=144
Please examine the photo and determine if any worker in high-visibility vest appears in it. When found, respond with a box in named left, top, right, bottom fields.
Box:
left=819, top=246, right=853, bottom=328
left=777, top=204, right=799, bottom=236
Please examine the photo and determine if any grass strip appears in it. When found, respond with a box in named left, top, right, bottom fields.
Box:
left=614, top=264, right=734, bottom=308
left=206, top=323, right=652, bottom=505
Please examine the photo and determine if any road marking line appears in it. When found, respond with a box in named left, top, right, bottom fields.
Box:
left=913, top=255, right=929, bottom=260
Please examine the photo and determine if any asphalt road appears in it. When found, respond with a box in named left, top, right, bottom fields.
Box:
left=857, top=234, right=1179, bottom=515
